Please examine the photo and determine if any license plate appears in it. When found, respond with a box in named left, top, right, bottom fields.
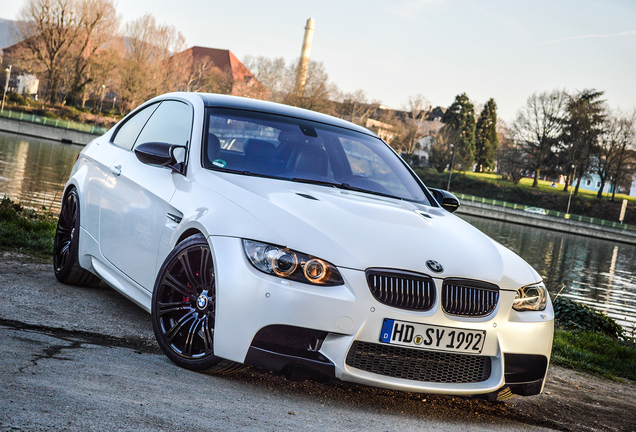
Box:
left=379, top=318, right=486, bottom=354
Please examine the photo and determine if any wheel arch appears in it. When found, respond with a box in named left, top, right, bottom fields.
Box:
left=176, top=228, right=205, bottom=245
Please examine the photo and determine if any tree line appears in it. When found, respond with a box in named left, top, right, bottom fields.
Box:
left=4, top=1, right=635, bottom=199
left=5, top=0, right=259, bottom=112
left=502, top=89, right=636, bottom=200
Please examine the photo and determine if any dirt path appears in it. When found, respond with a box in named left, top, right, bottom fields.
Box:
left=1, top=252, right=634, bottom=431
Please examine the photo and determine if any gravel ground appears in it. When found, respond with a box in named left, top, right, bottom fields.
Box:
left=0, top=252, right=634, bottom=432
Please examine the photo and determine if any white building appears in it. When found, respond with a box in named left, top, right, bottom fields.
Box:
left=17, top=74, right=39, bottom=96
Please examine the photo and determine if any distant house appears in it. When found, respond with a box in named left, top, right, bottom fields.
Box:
left=365, top=118, right=395, bottom=142
left=172, top=46, right=266, bottom=98
left=578, top=173, right=614, bottom=195
left=577, top=168, right=636, bottom=197
left=17, top=73, right=39, bottom=96
left=425, top=106, right=446, bottom=122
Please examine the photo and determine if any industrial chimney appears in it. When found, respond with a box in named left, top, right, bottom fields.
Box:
left=294, top=18, right=315, bottom=98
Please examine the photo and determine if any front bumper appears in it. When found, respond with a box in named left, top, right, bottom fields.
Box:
left=209, top=236, right=554, bottom=396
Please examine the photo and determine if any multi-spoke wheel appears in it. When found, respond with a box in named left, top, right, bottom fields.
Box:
left=151, top=234, right=243, bottom=372
left=53, top=188, right=101, bottom=286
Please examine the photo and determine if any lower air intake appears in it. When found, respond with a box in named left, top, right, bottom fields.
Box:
left=345, top=341, right=491, bottom=384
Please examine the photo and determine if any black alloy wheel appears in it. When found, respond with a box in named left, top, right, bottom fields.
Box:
left=53, top=188, right=101, bottom=286
left=151, top=234, right=242, bottom=372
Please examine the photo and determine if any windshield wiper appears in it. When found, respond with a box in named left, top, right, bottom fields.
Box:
left=291, top=177, right=402, bottom=200
left=339, top=183, right=403, bottom=200
left=291, top=177, right=341, bottom=187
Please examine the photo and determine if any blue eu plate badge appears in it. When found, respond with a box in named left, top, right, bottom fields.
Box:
left=381, top=319, right=394, bottom=343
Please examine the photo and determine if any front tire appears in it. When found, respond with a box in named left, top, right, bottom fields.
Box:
left=151, top=234, right=243, bottom=373
left=53, top=188, right=101, bottom=287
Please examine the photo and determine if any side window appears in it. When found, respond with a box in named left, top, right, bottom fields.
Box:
left=111, top=103, right=160, bottom=150
left=134, top=101, right=193, bottom=149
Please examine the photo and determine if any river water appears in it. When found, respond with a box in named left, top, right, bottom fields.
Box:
left=0, top=131, right=82, bottom=212
left=1, top=131, right=635, bottom=332
left=461, top=215, right=636, bottom=333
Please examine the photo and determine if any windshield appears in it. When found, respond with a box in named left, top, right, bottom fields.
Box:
left=203, top=108, right=432, bottom=204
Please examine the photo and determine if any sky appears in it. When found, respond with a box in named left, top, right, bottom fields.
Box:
left=1, top=0, right=635, bottom=123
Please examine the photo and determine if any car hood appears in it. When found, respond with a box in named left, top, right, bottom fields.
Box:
left=197, top=171, right=539, bottom=290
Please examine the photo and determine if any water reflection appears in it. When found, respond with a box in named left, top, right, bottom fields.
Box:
left=461, top=214, right=636, bottom=332
left=0, top=131, right=82, bottom=213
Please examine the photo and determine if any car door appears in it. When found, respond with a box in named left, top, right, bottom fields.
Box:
left=81, top=102, right=160, bottom=240
left=99, top=100, right=193, bottom=290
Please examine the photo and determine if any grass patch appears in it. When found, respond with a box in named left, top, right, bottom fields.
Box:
left=551, top=296, right=635, bottom=380
left=0, top=197, right=57, bottom=258
left=552, top=330, right=636, bottom=380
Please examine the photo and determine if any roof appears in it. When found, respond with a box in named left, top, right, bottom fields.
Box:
left=178, top=46, right=255, bottom=84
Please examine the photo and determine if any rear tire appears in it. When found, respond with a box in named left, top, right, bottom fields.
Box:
left=53, top=188, right=101, bottom=287
left=151, top=233, right=243, bottom=373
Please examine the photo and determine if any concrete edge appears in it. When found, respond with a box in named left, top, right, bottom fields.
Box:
left=0, top=116, right=98, bottom=145
left=457, top=200, right=636, bottom=246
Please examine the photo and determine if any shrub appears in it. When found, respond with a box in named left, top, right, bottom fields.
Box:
left=553, top=296, right=625, bottom=339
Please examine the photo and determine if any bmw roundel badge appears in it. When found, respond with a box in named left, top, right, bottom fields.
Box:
left=426, top=260, right=443, bottom=273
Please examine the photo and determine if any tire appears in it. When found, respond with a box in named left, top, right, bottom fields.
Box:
left=53, top=188, right=101, bottom=287
left=151, top=233, right=243, bottom=373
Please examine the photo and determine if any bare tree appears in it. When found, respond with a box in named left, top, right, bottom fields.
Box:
left=602, top=110, right=636, bottom=200
left=285, top=60, right=338, bottom=114
left=242, top=55, right=287, bottom=101
left=497, top=121, right=526, bottom=183
left=81, top=36, right=123, bottom=107
left=338, top=89, right=380, bottom=126
left=64, top=0, right=119, bottom=104
left=512, top=90, right=568, bottom=187
left=428, top=127, right=459, bottom=173
left=17, top=0, right=82, bottom=103
left=392, top=94, right=431, bottom=155
left=119, top=14, right=185, bottom=111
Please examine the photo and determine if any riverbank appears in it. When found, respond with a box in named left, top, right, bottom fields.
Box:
left=456, top=198, right=636, bottom=246
left=0, top=112, right=100, bottom=145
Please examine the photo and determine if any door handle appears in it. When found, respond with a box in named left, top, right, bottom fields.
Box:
left=111, top=165, right=121, bottom=176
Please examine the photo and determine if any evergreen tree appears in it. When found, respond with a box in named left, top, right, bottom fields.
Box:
left=475, top=98, right=499, bottom=171
left=559, top=89, right=606, bottom=195
left=441, top=93, right=476, bottom=171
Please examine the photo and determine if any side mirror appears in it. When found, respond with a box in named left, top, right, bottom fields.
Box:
left=134, top=142, right=186, bottom=173
left=429, top=188, right=460, bottom=213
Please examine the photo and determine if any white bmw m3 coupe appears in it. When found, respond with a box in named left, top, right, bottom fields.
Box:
left=53, top=92, right=553, bottom=399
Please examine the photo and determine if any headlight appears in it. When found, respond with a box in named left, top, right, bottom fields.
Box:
left=513, top=282, right=547, bottom=311
left=242, top=239, right=344, bottom=286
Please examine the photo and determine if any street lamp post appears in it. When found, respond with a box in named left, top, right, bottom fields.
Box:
left=96, top=84, right=105, bottom=126
left=1, top=65, right=12, bottom=114
left=446, top=144, right=456, bottom=191
left=565, top=165, right=576, bottom=218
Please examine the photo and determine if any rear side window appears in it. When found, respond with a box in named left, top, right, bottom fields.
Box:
left=134, top=101, right=193, bottom=149
left=111, top=103, right=160, bottom=150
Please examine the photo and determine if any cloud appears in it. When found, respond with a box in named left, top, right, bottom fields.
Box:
left=543, top=30, right=636, bottom=44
